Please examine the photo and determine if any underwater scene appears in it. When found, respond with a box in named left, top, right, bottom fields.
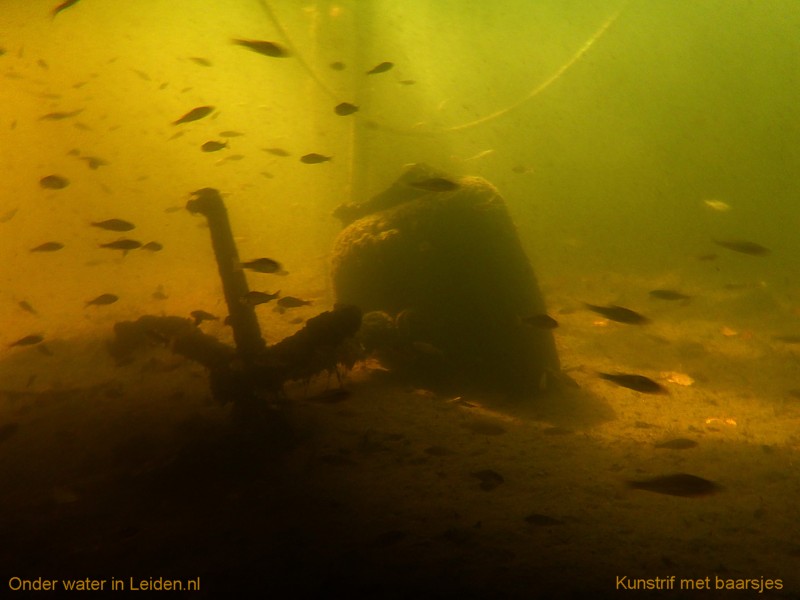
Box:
left=2, top=0, right=800, bottom=597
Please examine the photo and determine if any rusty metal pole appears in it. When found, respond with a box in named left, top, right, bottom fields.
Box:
left=186, top=188, right=265, bottom=367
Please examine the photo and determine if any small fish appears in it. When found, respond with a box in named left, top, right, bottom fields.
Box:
left=0, top=207, right=18, bottom=223
left=30, top=242, right=64, bottom=252
left=152, top=286, right=168, bottom=300
left=263, top=147, right=290, bottom=157
left=240, top=258, right=284, bottom=274
left=334, top=102, right=359, bottom=116
left=300, top=153, right=331, bottom=164
left=190, top=310, right=218, bottom=325
left=80, top=156, right=109, bottom=169
left=99, top=239, right=142, bottom=251
left=703, top=199, right=731, bottom=212
left=366, top=61, right=394, bottom=75
left=189, top=57, right=212, bottom=66
left=627, top=473, right=721, bottom=497
left=524, top=513, right=563, bottom=526
left=772, top=334, right=800, bottom=344
left=39, top=108, right=83, bottom=120
left=52, top=0, right=81, bottom=17
left=471, top=469, right=504, bottom=491
left=219, top=130, right=244, bottom=137
left=141, top=241, right=163, bottom=252
left=598, top=372, right=667, bottom=394
left=584, top=303, right=649, bottom=324
left=0, top=422, right=19, bottom=444
left=39, top=175, right=69, bottom=189
left=655, top=438, right=698, bottom=450
left=648, top=289, right=691, bottom=301
left=277, top=296, right=312, bottom=309
left=172, top=105, right=214, bottom=125
left=712, top=239, right=770, bottom=256
left=409, top=177, right=460, bottom=192
left=241, top=290, right=280, bottom=306
left=85, top=293, right=118, bottom=306
left=9, top=334, right=44, bottom=347
left=231, top=39, right=289, bottom=58
left=521, top=314, right=558, bottom=329
left=201, top=140, right=227, bottom=152
left=91, top=218, right=135, bottom=232
left=18, top=300, right=38, bottom=315
left=329, top=61, right=345, bottom=71
left=398, top=79, right=416, bottom=85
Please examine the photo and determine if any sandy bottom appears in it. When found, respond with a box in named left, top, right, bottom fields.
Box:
left=2, top=292, right=800, bottom=598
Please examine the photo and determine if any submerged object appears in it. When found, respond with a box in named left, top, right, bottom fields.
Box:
left=85, top=293, right=118, bottom=306
left=30, top=242, right=64, bottom=252
left=331, top=163, right=560, bottom=397
left=334, top=102, right=359, bottom=116
left=91, top=219, right=135, bottom=232
left=172, top=105, right=214, bottom=125
left=584, top=303, right=649, bottom=324
left=39, top=175, right=69, bottom=189
left=598, top=372, right=667, bottom=394
left=409, top=177, right=460, bottom=192
left=366, top=61, right=394, bottom=74
left=231, top=38, right=289, bottom=58
left=649, top=289, right=691, bottom=301
left=627, top=473, right=721, bottom=497
left=300, top=153, right=331, bottom=164
left=712, top=238, right=770, bottom=256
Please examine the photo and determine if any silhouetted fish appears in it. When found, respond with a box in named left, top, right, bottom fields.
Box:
left=190, top=310, right=218, bottom=325
left=712, top=239, right=770, bottom=256
left=52, top=0, right=81, bottom=17
left=231, top=39, right=289, bottom=58
left=30, top=242, right=64, bottom=252
left=201, top=140, right=227, bottom=152
left=366, top=61, right=394, bottom=74
left=300, top=153, right=331, bottom=164
left=334, top=102, right=359, bottom=116
left=585, top=303, right=649, bottom=324
left=598, top=372, right=667, bottom=394
left=85, top=293, right=118, bottom=306
left=39, top=175, right=69, bottom=189
left=91, top=219, right=135, bottom=232
left=172, top=105, right=214, bottom=125
left=9, top=334, right=44, bottom=347
left=627, top=473, right=721, bottom=497
left=240, top=258, right=284, bottom=274
left=649, top=289, right=691, bottom=301
left=277, top=296, right=312, bottom=309
left=99, top=239, right=142, bottom=251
